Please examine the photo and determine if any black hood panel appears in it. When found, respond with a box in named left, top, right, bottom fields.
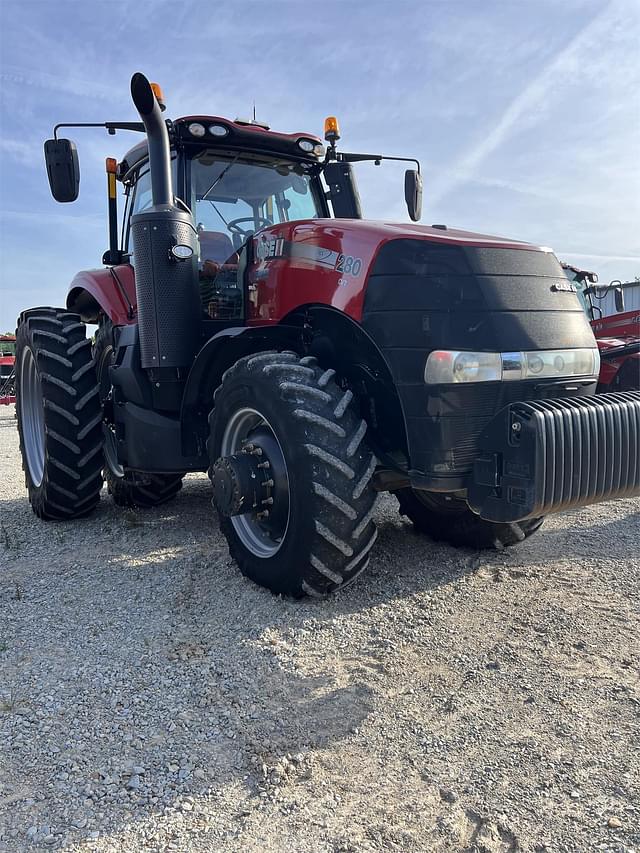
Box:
left=364, top=309, right=595, bottom=361
left=364, top=240, right=595, bottom=350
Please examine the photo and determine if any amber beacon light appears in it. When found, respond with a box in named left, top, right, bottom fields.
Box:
left=324, top=116, right=340, bottom=143
left=150, top=82, right=166, bottom=111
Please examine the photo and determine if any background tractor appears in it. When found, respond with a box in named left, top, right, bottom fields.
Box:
left=562, top=263, right=640, bottom=393
left=14, top=73, right=640, bottom=597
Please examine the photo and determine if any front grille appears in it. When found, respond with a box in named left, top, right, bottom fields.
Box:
left=445, top=381, right=593, bottom=472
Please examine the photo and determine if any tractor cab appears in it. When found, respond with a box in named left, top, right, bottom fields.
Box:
left=114, top=118, right=330, bottom=321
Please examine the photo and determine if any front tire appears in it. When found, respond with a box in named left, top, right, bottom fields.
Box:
left=208, top=352, right=379, bottom=597
left=395, top=488, right=544, bottom=549
left=15, top=308, right=104, bottom=519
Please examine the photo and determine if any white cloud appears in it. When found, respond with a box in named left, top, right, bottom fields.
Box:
left=428, top=0, right=630, bottom=206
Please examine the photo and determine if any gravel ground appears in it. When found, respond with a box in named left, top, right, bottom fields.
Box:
left=1, top=404, right=639, bottom=853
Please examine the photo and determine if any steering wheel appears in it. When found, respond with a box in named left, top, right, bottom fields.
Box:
left=227, top=216, right=272, bottom=237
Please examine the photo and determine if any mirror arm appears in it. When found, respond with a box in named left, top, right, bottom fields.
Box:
left=338, top=152, right=421, bottom=173
left=53, top=121, right=145, bottom=140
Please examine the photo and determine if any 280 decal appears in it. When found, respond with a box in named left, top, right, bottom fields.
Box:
left=255, top=237, right=364, bottom=278
left=335, top=254, right=363, bottom=277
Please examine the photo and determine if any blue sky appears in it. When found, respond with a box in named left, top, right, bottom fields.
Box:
left=1, top=0, right=638, bottom=330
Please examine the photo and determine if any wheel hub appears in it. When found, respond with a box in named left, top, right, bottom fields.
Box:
left=212, top=445, right=268, bottom=517
left=215, top=410, right=290, bottom=558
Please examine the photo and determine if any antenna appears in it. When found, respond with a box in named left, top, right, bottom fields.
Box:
left=253, top=101, right=256, bottom=122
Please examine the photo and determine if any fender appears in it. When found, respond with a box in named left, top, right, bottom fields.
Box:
left=179, top=308, right=409, bottom=465
left=290, top=305, right=409, bottom=464
left=67, top=265, right=136, bottom=324
left=180, top=323, right=304, bottom=455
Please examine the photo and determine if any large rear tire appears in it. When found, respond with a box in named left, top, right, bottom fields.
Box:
left=208, top=352, right=379, bottom=597
left=15, top=308, right=104, bottom=519
left=93, top=318, right=184, bottom=509
left=395, top=488, right=544, bottom=549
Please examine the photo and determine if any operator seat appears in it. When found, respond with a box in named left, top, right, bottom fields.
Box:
left=198, top=229, right=236, bottom=265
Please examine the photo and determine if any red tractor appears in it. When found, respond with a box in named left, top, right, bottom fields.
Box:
left=0, top=334, right=16, bottom=405
left=562, top=264, right=640, bottom=392
left=14, top=74, right=640, bottom=597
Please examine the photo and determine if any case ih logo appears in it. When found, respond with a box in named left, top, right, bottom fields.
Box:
left=255, top=238, right=286, bottom=261
left=551, top=280, right=577, bottom=293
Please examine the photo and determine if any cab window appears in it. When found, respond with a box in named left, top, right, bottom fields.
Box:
left=191, top=152, right=323, bottom=321
left=192, top=152, right=322, bottom=252
left=126, top=158, right=178, bottom=255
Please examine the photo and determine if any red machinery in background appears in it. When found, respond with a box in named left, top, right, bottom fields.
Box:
left=562, top=264, right=640, bottom=392
left=0, top=334, right=16, bottom=405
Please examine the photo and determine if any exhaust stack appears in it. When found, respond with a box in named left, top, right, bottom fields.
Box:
left=129, top=73, right=199, bottom=385
left=130, top=73, right=172, bottom=207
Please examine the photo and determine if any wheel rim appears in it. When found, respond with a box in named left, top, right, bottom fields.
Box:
left=19, top=347, right=46, bottom=487
left=220, top=407, right=290, bottom=558
left=97, top=342, right=124, bottom=479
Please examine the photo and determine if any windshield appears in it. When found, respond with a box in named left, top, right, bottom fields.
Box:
left=563, top=267, right=593, bottom=317
left=0, top=340, right=16, bottom=357
left=191, top=152, right=322, bottom=260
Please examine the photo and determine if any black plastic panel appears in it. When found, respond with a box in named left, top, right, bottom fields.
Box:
left=370, top=240, right=563, bottom=278
left=468, top=391, right=640, bottom=521
left=131, top=208, right=200, bottom=369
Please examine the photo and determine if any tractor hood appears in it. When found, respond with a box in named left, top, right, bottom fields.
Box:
left=252, top=217, right=595, bottom=350
left=362, top=231, right=597, bottom=353
left=250, top=218, right=588, bottom=344
left=351, top=224, right=599, bottom=489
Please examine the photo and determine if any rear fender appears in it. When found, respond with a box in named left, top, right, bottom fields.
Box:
left=66, top=265, right=136, bottom=324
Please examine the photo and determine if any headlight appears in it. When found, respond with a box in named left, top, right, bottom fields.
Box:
left=297, top=138, right=316, bottom=153
left=188, top=122, right=206, bottom=137
left=425, top=351, right=501, bottom=384
left=209, top=123, right=229, bottom=137
left=424, top=348, right=600, bottom=384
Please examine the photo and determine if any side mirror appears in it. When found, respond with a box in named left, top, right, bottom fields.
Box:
left=405, top=169, right=422, bottom=222
left=614, top=286, right=625, bottom=313
left=44, top=139, right=80, bottom=202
